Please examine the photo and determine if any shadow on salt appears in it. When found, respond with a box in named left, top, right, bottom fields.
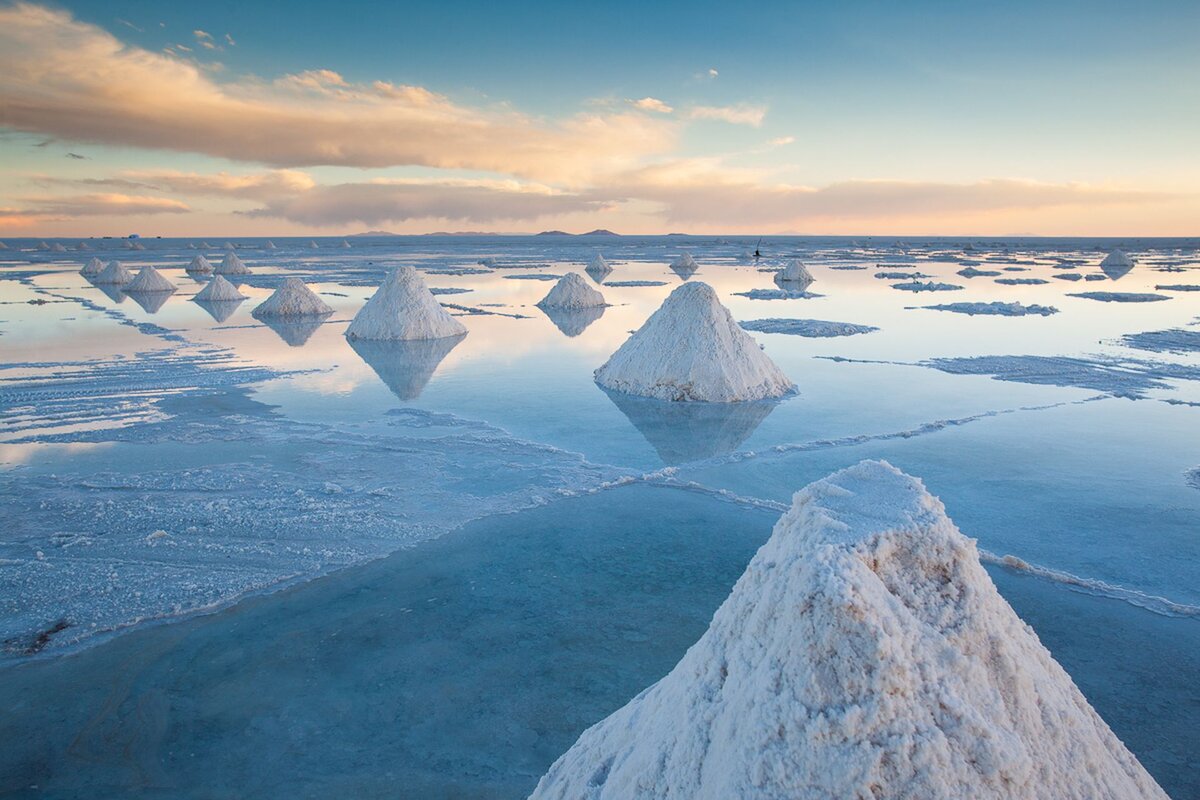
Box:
left=347, top=334, right=466, bottom=401
left=600, top=387, right=780, bottom=464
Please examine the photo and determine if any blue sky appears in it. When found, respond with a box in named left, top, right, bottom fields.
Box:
left=2, top=0, right=1197, bottom=234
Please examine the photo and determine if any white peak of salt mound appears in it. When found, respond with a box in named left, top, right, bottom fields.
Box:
left=194, top=274, right=247, bottom=302
left=587, top=253, right=611, bottom=277
left=594, top=281, right=794, bottom=402
left=77, top=241, right=90, bottom=250
left=187, top=242, right=197, bottom=249
left=94, top=260, right=133, bottom=285
left=309, top=240, right=319, bottom=249
left=50, top=243, right=67, bottom=252
left=265, top=240, right=277, bottom=249
left=187, top=255, right=213, bottom=274
left=1101, top=249, right=1134, bottom=268
left=215, top=252, right=250, bottom=275
left=538, top=273, right=607, bottom=309
left=253, top=277, right=334, bottom=318
left=670, top=252, right=698, bottom=270
left=80, top=257, right=105, bottom=276
left=777, top=258, right=815, bottom=283
left=532, top=460, right=1168, bottom=800
left=341, top=239, right=351, bottom=248
left=223, top=241, right=236, bottom=250
left=125, top=266, right=176, bottom=293
left=37, top=241, right=49, bottom=250
left=345, top=266, right=467, bottom=341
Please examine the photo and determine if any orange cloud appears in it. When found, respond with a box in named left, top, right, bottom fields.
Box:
left=0, top=3, right=676, bottom=183
left=687, top=104, right=767, bottom=126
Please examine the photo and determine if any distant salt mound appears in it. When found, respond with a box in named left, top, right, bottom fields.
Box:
left=77, top=241, right=90, bottom=250
left=345, top=265, right=467, bottom=341
left=1101, top=249, right=1135, bottom=269
left=215, top=252, right=251, bottom=276
left=49, top=243, right=67, bottom=252
left=253, top=277, right=334, bottom=318
left=586, top=253, right=612, bottom=282
left=531, top=460, right=1168, bottom=800
left=194, top=275, right=247, bottom=302
left=776, top=259, right=814, bottom=283
left=36, top=241, right=49, bottom=251
left=187, top=255, right=214, bottom=274
left=265, top=240, right=277, bottom=250
left=919, top=301, right=1058, bottom=317
left=125, top=266, right=176, bottom=293
left=341, top=239, right=351, bottom=249
left=537, top=273, right=606, bottom=309
left=594, top=281, right=794, bottom=402
left=80, top=257, right=105, bottom=277
left=309, top=240, right=319, bottom=249
left=670, top=252, right=698, bottom=273
left=0, top=241, right=8, bottom=250
left=94, top=260, right=133, bottom=285
left=224, top=241, right=236, bottom=251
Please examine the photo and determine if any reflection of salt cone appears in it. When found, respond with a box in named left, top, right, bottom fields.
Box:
left=1099, top=250, right=1135, bottom=281
left=195, top=299, right=245, bottom=323
left=347, top=333, right=465, bottom=400
left=601, top=387, right=778, bottom=464
left=540, top=305, right=606, bottom=337
left=91, top=280, right=128, bottom=304
left=125, top=288, right=175, bottom=314
left=261, top=313, right=333, bottom=347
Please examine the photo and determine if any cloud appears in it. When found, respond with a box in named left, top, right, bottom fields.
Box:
left=768, top=136, right=795, bottom=147
left=687, top=104, right=767, bottom=126
left=631, top=97, right=673, bottom=114
left=193, top=29, right=216, bottom=50
left=242, top=179, right=601, bottom=226
left=594, top=163, right=1175, bottom=227
left=224, top=33, right=235, bottom=47
left=66, top=152, right=87, bottom=159
left=29, top=169, right=315, bottom=201
left=13, top=193, right=191, bottom=218
left=0, top=3, right=676, bottom=183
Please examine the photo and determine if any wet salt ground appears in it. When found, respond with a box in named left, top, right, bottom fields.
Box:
left=1, top=236, right=1199, bottom=797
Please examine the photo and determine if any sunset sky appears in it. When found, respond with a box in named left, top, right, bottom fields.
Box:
left=1, top=0, right=1197, bottom=236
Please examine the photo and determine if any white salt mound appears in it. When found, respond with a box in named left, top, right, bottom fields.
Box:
left=94, top=260, right=133, bottom=285
left=253, top=277, right=334, bottom=318
left=187, top=255, right=214, bottom=274
left=125, top=266, right=176, bottom=293
left=50, top=243, right=67, bottom=252
left=215, top=252, right=251, bottom=276
left=345, top=266, right=467, bottom=341
left=531, top=460, right=1168, bottom=800
left=193, top=275, right=247, bottom=302
left=309, top=240, right=319, bottom=249
left=1101, top=249, right=1134, bottom=268
left=341, top=239, right=351, bottom=248
left=586, top=253, right=613, bottom=282
left=777, top=259, right=815, bottom=283
left=37, top=241, right=49, bottom=250
left=265, top=240, right=277, bottom=250
left=80, top=257, right=105, bottom=276
left=538, top=273, right=607, bottom=309
left=594, top=281, right=794, bottom=402
left=670, top=252, right=698, bottom=271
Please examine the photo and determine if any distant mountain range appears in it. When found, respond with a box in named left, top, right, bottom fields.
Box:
left=351, top=229, right=622, bottom=237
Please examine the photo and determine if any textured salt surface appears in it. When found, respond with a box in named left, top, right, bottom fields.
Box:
left=186, top=255, right=213, bottom=274
left=776, top=260, right=814, bottom=283
left=595, top=282, right=794, bottom=402
left=193, top=275, right=247, bottom=302
left=995, top=277, right=1049, bottom=285
left=125, top=266, right=176, bottom=294
left=1156, top=284, right=1200, bottom=292
left=604, top=280, right=667, bottom=287
left=532, top=461, right=1167, bottom=800
left=79, top=257, right=104, bottom=277
left=923, top=354, right=1200, bottom=398
left=345, top=266, right=467, bottom=341
left=893, top=280, right=963, bottom=292
left=733, top=288, right=824, bottom=300
left=214, top=252, right=250, bottom=276
left=1119, top=329, right=1200, bottom=354
left=93, top=260, right=132, bottom=285
left=1069, top=292, right=1170, bottom=303
left=918, top=302, right=1058, bottom=317
left=739, top=318, right=878, bottom=337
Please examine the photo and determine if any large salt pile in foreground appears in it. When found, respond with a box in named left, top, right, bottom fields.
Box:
left=777, top=258, right=815, bottom=283
left=538, top=273, right=606, bottom=309
left=125, top=266, right=176, bottom=293
left=345, top=265, right=467, bottom=341
left=194, top=275, right=247, bottom=302
left=594, top=281, right=793, bottom=402
left=215, top=252, right=251, bottom=276
left=253, top=277, right=333, bottom=318
left=93, top=260, right=133, bottom=285
left=186, top=255, right=213, bottom=274
left=80, top=257, right=105, bottom=276
left=532, top=460, right=1168, bottom=800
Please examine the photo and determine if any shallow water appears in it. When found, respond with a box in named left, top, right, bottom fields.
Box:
left=1, top=235, right=1198, bottom=797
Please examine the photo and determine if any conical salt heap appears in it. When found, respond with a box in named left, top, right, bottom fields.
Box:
left=538, top=273, right=606, bottom=309
left=80, top=257, right=105, bottom=276
left=77, top=241, right=90, bottom=250
left=224, top=241, right=236, bottom=251
left=265, top=240, right=277, bottom=250
left=125, top=266, right=176, bottom=293
left=345, top=265, right=467, bottom=341
left=309, top=240, right=319, bottom=249
left=215, top=252, right=251, bottom=276
left=93, top=260, right=133, bottom=285
left=532, top=460, right=1168, bottom=800
left=36, top=241, right=49, bottom=251
left=187, top=255, right=214, bottom=274
left=341, top=239, right=351, bottom=248
left=50, top=243, right=67, bottom=252
left=670, top=252, right=698, bottom=271
left=595, top=282, right=792, bottom=402
left=586, top=253, right=612, bottom=282
left=1100, top=249, right=1134, bottom=269
left=194, top=274, right=247, bottom=302
left=777, top=258, right=815, bottom=283
left=253, top=277, right=334, bottom=318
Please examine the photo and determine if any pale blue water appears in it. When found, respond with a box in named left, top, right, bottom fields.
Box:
left=1, top=235, right=1198, bottom=797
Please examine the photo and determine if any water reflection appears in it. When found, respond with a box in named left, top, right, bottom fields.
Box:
left=195, top=299, right=245, bottom=323
left=125, top=289, right=175, bottom=314
left=1099, top=261, right=1134, bottom=281
left=539, top=305, right=606, bottom=337
left=347, top=334, right=465, bottom=401
left=261, top=313, right=334, bottom=347
left=600, top=388, right=780, bottom=464
left=90, top=281, right=127, bottom=304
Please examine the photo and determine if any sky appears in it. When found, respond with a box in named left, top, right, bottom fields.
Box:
left=0, top=0, right=1197, bottom=236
